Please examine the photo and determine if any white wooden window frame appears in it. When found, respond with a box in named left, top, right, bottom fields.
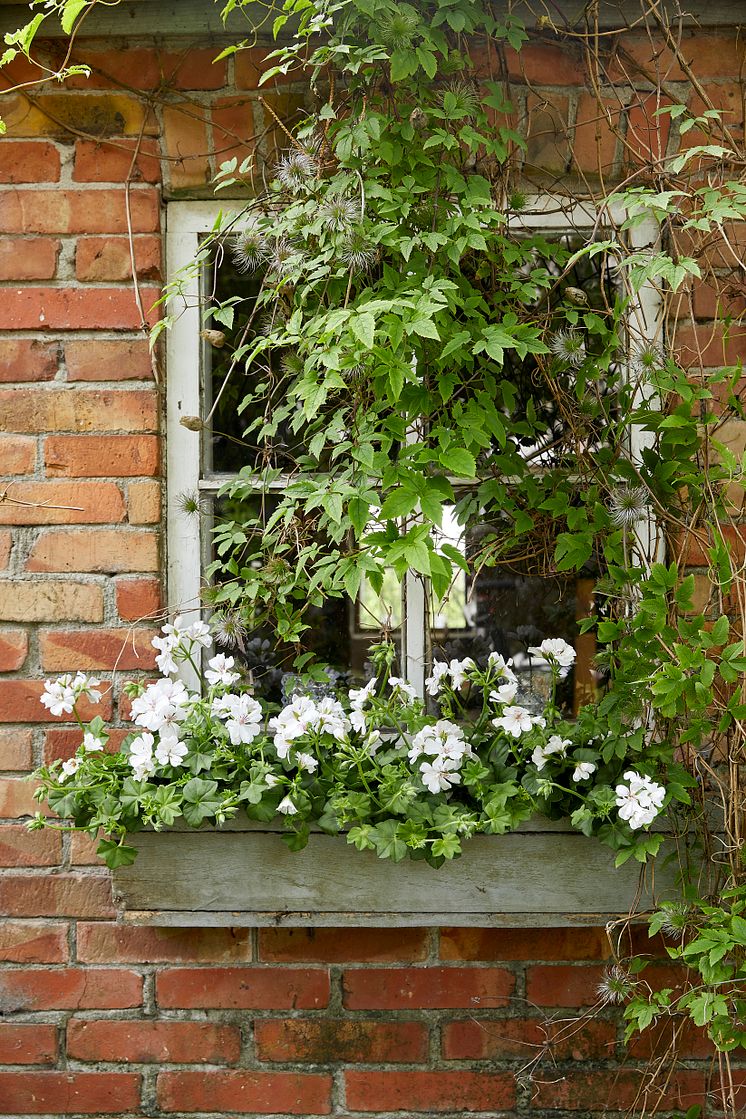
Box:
left=165, top=198, right=663, bottom=689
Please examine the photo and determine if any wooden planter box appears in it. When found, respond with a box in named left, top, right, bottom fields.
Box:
left=112, top=818, right=676, bottom=927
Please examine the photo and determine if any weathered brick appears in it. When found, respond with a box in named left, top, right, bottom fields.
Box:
left=76, top=236, right=161, bottom=282
left=260, top=91, right=309, bottom=165
left=28, top=530, right=158, bottom=573
left=523, top=93, right=570, bottom=173
left=345, top=1070, right=515, bottom=1112
left=0, top=1072, right=141, bottom=1114
left=611, top=31, right=744, bottom=83
left=442, top=1016, right=616, bottom=1060
left=343, top=966, right=514, bottom=1010
left=116, top=576, right=162, bottom=621
left=259, top=927, right=430, bottom=963
left=675, top=323, right=746, bottom=368
left=68, top=1019, right=241, bottom=1064
left=572, top=93, right=622, bottom=173
left=625, top=92, right=672, bottom=164
left=0, top=921, right=68, bottom=963
left=157, top=1070, right=332, bottom=1115
left=0, top=875, right=115, bottom=920
left=504, top=41, right=584, bottom=84
left=0, top=388, right=158, bottom=433
left=526, top=964, right=606, bottom=1007
left=127, top=480, right=161, bottom=523
left=157, top=967, right=329, bottom=1009
left=3, top=287, right=160, bottom=331
left=440, top=927, right=611, bottom=961
left=0, top=481, right=125, bottom=525
left=65, top=338, right=154, bottom=381
left=3, top=90, right=155, bottom=138
left=0, top=1025, right=58, bottom=1065
left=533, top=1069, right=705, bottom=1111
left=255, top=1019, right=428, bottom=1064
left=0, top=680, right=111, bottom=722
left=0, top=776, right=43, bottom=817
left=0, top=629, right=29, bottom=671
left=0, top=339, right=58, bottom=383
left=211, top=96, right=259, bottom=169
left=76, top=922, right=253, bottom=963
left=2, top=435, right=37, bottom=475
left=45, top=435, right=159, bottom=477
left=1, top=189, right=160, bottom=234
left=0, top=581, right=103, bottom=623
left=39, top=628, right=158, bottom=670
left=73, top=138, right=161, bottom=183
left=0, top=238, right=59, bottom=281
left=0, top=727, right=33, bottom=769
left=235, top=48, right=294, bottom=89
left=0, top=141, right=61, bottom=183
left=163, top=106, right=211, bottom=190
left=0, top=531, right=10, bottom=569
left=0, top=824, right=61, bottom=867
left=68, top=47, right=227, bottom=91
left=44, top=727, right=128, bottom=764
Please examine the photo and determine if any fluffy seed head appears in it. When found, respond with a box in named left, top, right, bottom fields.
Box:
left=211, top=610, right=248, bottom=651
left=320, top=194, right=359, bottom=233
left=275, top=149, right=318, bottom=193
left=439, top=80, right=480, bottom=118
left=379, top=7, right=419, bottom=48
left=232, top=218, right=270, bottom=273
left=549, top=328, right=586, bottom=368
left=597, top=964, right=635, bottom=1005
left=608, top=485, right=649, bottom=529
left=338, top=228, right=378, bottom=273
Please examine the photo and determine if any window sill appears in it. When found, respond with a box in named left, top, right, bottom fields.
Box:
left=112, top=817, right=675, bottom=928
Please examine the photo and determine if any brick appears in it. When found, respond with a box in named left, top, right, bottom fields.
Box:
left=1, top=189, right=160, bottom=234
left=0, top=1025, right=57, bottom=1065
left=0, top=238, right=59, bottom=281
left=2, top=435, right=36, bottom=475
left=116, top=576, right=162, bottom=621
left=526, top=964, right=606, bottom=1007
left=212, top=96, right=259, bottom=169
left=625, top=93, right=672, bottom=164
left=157, top=967, right=329, bottom=1009
left=343, top=966, right=513, bottom=1010
left=44, top=727, right=128, bottom=764
left=0, top=824, right=61, bottom=867
left=0, top=141, right=61, bottom=183
left=76, top=236, right=161, bottom=282
left=675, top=323, right=746, bottom=368
left=627, top=1015, right=716, bottom=1060
left=70, top=831, right=102, bottom=865
left=0, top=921, right=68, bottom=963
left=40, top=627, right=158, bottom=670
left=259, top=92, right=309, bottom=166
left=0, top=967, right=140, bottom=1010
left=0, top=339, right=58, bottom=383
left=68, top=47, right=227, bottom=91
left=0, top=727, right=33, bottom=769
left=255, top=1019, right=428, bottom=1064
left=572, top=93, right=622, bottom=173
left=0, top=481, right=125, bottom=525
left=524, top=93, right=570, bottom=173
left=45, top=434, right=159, bottom=477
left=0, top=874, right=115, bottom=919
left=0, top=1072, right=141, bottom=1114
left=67, top=1019, right=241, bottom=1064
left=440, top=927, right=611, bottom=961
left=77, top=922, right=253, bottom=963
left=442, top=1016, right=616, bottom=1061
left=259, top=927, right=430, bottom=963
left=157, top=1070, right=332, bottom=1115
left=127, top=479, right=161, bottom=523
left=0, top=776, right=45, bottom=817
left=2, top=286, right=160, bottom=331
left=3, top=90, right=155, bottom=138
left=163, top=106, right=211, bottom=190
left=345, top=1070, right=515, bottom=1112
left=504, top=42, right=584, bottom=84
left=73, top=138, right=161, bottom=183
left=0, top=388, right=158, bottom=433
left=0, top=530, right=10, bottom=569
left=533, top=1068, right=705, bottom=1111
left=0, top=629, right=29, bottom=671
left=0, top=581, right=103, bottom=623
left=612, top=31, right=744, bottom=83
left=65, top=338, right=154, bottom=381
left=28, top=530, right=158, bottom=574
left=0, top=680, right=111, bottom=724
left=235, top=49, right=295, bottom=89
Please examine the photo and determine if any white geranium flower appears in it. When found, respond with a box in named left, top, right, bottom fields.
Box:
left=277, top=795, right=298, bottom=815
left=71, top=673, right=102, bottom=704
left=615, top=770, right=665, bottom=830
left=490, top=681, right=518, bottom=706
left=83, top=732, right=105, bottom=753
left=155, top=735, right=188, bottom=767
left=295, top=751, right=318, bottom=773
left=573, top=761, right=597, bottom=782
left=314, top=696, right=350, bottom=741
left=448, top=657, right=475, bottom=690
left=527, top=638, right=576, bottom=669
left=205, top=654, right=240, bottom=687
left=151, top=633, right=178, bottom=675
left=184, top=619, right=212, bottom=648
left=531, top=735, right=571, bottom=771
left=388, top=677, right=418, bottom=703
left=264, top=773, right=280, bottom=788
left=424, top=661, right=449, bottom=696
left=60, top=757, right=80, bottom=779
left=493, top=705, right=535, bottom=738
left=409, top=720, right=468, bottom=764
left=222, top=694, right=263, bottom=746
left=40, top=676, right=76, bottom=717
left=129, top=732, right=155, bottom=780
left=420, top=757, right=461, bottom=794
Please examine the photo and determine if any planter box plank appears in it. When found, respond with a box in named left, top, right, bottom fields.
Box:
left=113, top=824, right=677, bottom=927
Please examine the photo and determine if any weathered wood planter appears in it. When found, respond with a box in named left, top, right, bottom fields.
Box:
left=112, top=818, right=676, bottom=927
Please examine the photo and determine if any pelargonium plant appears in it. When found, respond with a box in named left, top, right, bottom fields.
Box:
left=30, top=618, right=675, bottom=869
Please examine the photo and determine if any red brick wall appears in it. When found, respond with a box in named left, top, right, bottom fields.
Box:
left=0, top=28, right=740, bottom=1117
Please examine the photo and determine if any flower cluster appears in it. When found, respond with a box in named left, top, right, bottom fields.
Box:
left=409, top=719, right=474, bottom=793
left=615, top=770, right=666, bottom=830
left=41, top=672, right=101, bottom=717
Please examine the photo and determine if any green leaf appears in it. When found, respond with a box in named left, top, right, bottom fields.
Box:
left=351, top=312, right=376, bottom=349
left=97, top=838, right=138, bottom=869
left=61, top=0, right=89, bottom=35
left=439, top=448, right=476, bottom=477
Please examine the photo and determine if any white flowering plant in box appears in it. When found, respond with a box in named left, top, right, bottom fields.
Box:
left=29, top=618, right=687, bottom=870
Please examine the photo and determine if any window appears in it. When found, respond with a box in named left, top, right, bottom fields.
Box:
left=166, top=198, right=662, bottom=700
